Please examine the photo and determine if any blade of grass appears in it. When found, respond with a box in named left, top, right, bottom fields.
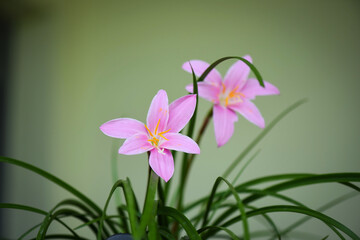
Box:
left=135, top=169, right=159, bottom=240
left=196, top=56, right=264, bottom=87
left=185, top=173, right=313, bottom=213
left=232, top=149, right=261, bottom=185
left=272, top=191, right=358, bottom=239
left=202, top=177, right=249, bottom=240
left=0, top=157, right=102, bottom=214
left=198, top=226, right=240, bottom=240
left=222, top=99, right=307, bottom=178
left=209, top=188, right=307, bottom=231
left=49, top=199, right=104, bottom=235
left=111, top=139, right=123, bottom=208
left=158, top=206, right=202, bottom=240
left=37, top=208, right=85, bottom=239
left=0, top=203, right=47, bottom=215
left=246, top=205, right=281, bottom=240
left=210, top=173, right=360, bottom=227
left=222, top=205, right=359, bottom=239
left=97, top=178, right=139, bottom=240
left=18, top=222, right=42, bottom=240
left=173, top=65, right=199, bottom=236
left=243, top=173, right=360, bottom=204
left=29, top=234, right=90, bottom=240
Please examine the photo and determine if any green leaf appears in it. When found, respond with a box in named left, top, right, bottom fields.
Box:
left=198, top=226, right=240, bottom=240
left=197, top=56, right=264, bottom=87
left=18, top=222, right=42, bottom=240
left=29, top=234, right=90, bottom=240
left=222, top=99, right=307, bottom=178
left=0, top=203, right=47, bottom=215
left=158, top=226, right=176, bottom=240
left=158, top=206, right=202, bottom=240
left=246, top=205, right=281, bottom=240
left=0, top=157, right=101, bottom=214
left=210, top=173, right=360, bottom=228
left=202, top=177, right=249, bottom=240
left=97, top=178, right=139, bottom=240
left=48, top=199, right=104, bottom=235
left=243, top=173, right=360, bottom=204
left=232, top=149, right=261, bottom=185
left=225, top=205, right=360, bottom=240
left=37, top=208, right=85, bottom=239
left=273, top=191, right=358, bottom=240
left=185, top=173, right=312, bottom=213
left=175, top=65, right=200, bottom=232
left=135, top=169, right=159, bottom=240
left=205, top=188, right=306, bottom=229
left=111, top=139, right=123, bottom=208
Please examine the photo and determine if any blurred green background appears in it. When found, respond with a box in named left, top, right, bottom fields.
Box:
left=1, top=0, right=360, bottom=238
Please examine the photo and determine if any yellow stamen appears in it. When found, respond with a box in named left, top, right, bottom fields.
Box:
left=158, top=129, right=170, bottom=140
left=145, top=120, right=171, bottom=148
left=221, top=83, right=226, bottom=93
left=144, top=124, right=153, bottom=137
left=154, top=119, right=160, bottom=135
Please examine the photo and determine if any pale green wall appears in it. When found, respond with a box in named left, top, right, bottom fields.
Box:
left=3, top=0, right=360, bottom=238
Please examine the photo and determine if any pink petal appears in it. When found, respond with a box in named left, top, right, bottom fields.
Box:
left=186, top=82, right=220, bottom=104
left=100, top=118, right=146, bottom=139
left=167, top=95, right=197, bottom=133
left=182, top=60, right=222, bottom=86
left=224, top=55, right=252, bottom=91
left=242, top=78, right=280, bottom=100
left=146, top=89, right=169, bottom=133
left=149, top=149, right=174, bottom=182
left=118, top=134, right=154, bottom=155
left=213, top=105, right=238, bottom=147
left=229, top=100, right=265, bottom=128
left=160, top=133, right=200, bottom=154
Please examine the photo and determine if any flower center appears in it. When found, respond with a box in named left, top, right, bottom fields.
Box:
left=219, top=83, right=245, bottom=107
left=144, top=119, right=170, bottom=154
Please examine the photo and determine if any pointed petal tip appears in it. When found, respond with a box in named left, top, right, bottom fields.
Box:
left=157, top=89, right=167, bottom=95
left=216, top=140, right=226, bottom=148
left=163, top=176, right=171, bottom=182
left=243, top=54, right=252, bottom=62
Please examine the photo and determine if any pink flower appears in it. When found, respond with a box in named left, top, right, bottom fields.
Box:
left=100, top=90, right=200, bottom=182
left=183, top=55, right=280, bottom=147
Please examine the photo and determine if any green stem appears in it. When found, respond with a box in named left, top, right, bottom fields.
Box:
left=135, top=168, right=159, bottom=240
left=173, top=107, right=213, bottom=236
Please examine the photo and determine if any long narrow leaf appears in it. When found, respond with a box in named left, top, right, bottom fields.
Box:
left=185, top=173, right=312, bottom=212
left=29, top=234, right=90, bottom=240
left=37, top=208, right=84, bottom=239
left=272, top=191, right=359, bottom=240
left=202, top=177, right=250, bottom=240
left=198, top=226, right=240, bottom=240
left=0, top=203, right=47, bottom=215
left=222, top=99, right=307, bottom=178
left=97, top=178, right=138, bottom=240
left=0, top=157, right=101, bottom=215
left=48, top=199, right=104, bottom=235
left=197, top=56, right=264, bottom=87
left=158, top=206, right=202, bottom=240
left=222, top=205, right=359, bottom=240
left=18, top=223, right=42, bottom=240
left=243, top=173, right=360, bottom=204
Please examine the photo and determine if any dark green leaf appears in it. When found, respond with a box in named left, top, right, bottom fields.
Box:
left=197, top=56, right=264, bottom=87
left=158, top=206, right=201, bottom=240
